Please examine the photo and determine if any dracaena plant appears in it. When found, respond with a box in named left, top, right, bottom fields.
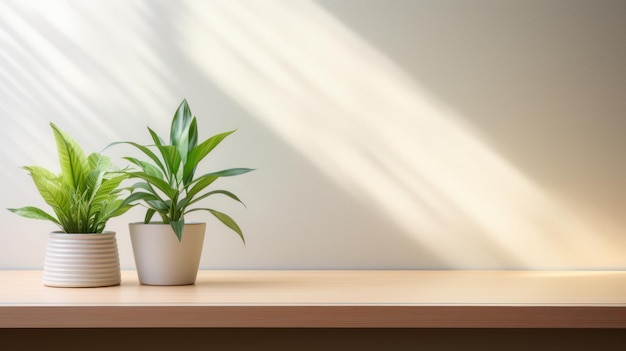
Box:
left=8, top=123, right=132, bottom=233
left=115, top=99, right=253, bottom=243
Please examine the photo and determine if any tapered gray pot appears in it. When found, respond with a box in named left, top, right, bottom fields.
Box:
left=129, top=222, right=206, bottom=286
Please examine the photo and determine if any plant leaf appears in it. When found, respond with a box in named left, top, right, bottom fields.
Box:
left=23, top=166, right=62, bottom=208
left=185, top=189, right=246, bottom=208
left=156, top=145, right=182, bottom=184
left=185, top=174, right=218, bottom=202
left=187, top=118, right=198, bottom=156
left=184, top=168, right=254, bottom=204
left=146, top=199, right=170, bottom=211
left=50, top=123, right=89, bottom=190
left=24, top=166, right=71, bottom=226
left=11, top=125, right=129, bottom=233
left=88, top=152, right=113, bottom=170
left=148, top=127, right=165, bottom=148
left=183, top=130, right=236, bottom=185
left=186, top=208, right=245, bottom=245
left=8, top=206, right=61, bottom=226
left=111, top=140, right=167, bottom=176
left=122, top=157, right=162, bottom=178
left=126, top=172, right=176, bottom=199
left=170, top=99, right=193, bottom=148
left=122, top=190, right=164, bottom=206
left=170, top=219, right=185, bottom=242
left=144, top=208, right=156, bottom=223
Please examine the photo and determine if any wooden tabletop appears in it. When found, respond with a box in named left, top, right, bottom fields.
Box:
left=1, top=270, right=625, bottom=328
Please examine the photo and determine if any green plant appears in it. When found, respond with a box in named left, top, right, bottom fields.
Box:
left=115, top=99, right=253, bottom=243
left=8, top=123, right=132, bottom=233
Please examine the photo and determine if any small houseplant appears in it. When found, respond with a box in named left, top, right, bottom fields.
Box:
left=8, top=123, right=131, bottom=287
left=115, top=99, right=253, bottom=285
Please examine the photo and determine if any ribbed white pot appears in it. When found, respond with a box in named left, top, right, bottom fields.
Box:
left=43, top=231, right=121, bottom=288
left=129, top=222, right=206, bottom=286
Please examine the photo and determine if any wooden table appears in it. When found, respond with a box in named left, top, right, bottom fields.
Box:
left=1, top=270, right=625, bottom=328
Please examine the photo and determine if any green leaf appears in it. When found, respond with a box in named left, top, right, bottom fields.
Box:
left=103, top=200, right=133, bottom=219
left=88, top=153, right=113, bottom=170
left=183, top=130, right=236, bottom=185
left=23, top=166, right=62, bottom=208
left=185, top=189, right=246, bottom=208
left=185, top=174, right=218, bottom=202
left=146, top=199, right=170, bottom=211
left=144, top=208, right=156, bottom=223
left=148, top=127, right=165, bottom=148
left=126, top=172, right=176, bottom=199
left=8, top=206, right=61, bottom=226
left=122, top=190, right=164, bottom=206
left=178, top=117, right=197, bottom=165
left=111, top=141, right=167, bottom=176
left=170, top=219, right=185, bottom=242
left=25, top=167, right=71, bottom=225
left=95, top=174, right=127, bottom=200
left=90, top=198, right=132, bottom=231
left=85, top=169, right=105, bottom=203
left=156, top=145, right=182, bottom=183
left=128, top=181, right=163, bottom=200
left=50, top=123, right=89, bottom=190
left=11, top=125, right=130, bottom=233
left=184, top=168, right=254, bottom=204
left=170, top=99, right=193, bottom=148
left=123, top=157, right=164, bottom=179
left=187, top=208, right=245, bottom=245
left=188, top=168, right=254, bottom=188
left=187, top=118, right=198, bottom=155
left=203, top=167, right=255, bottom=178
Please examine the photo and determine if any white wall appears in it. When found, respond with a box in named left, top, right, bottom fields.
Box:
left=1, top=0, right=624, bottom=270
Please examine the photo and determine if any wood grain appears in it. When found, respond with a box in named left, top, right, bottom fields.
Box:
left=1, top=270, right=625, bottom=328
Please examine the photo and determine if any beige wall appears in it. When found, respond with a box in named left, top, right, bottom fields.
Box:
left=1, top=0, right=624, bottom=269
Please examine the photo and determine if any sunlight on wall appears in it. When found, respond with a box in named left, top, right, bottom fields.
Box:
left=0, top=0, right=177, bottom=269
left=180, top=0, right=622, bottom=268
left=0, top=0, right=173, bottom=145
left=1, top=0, right=623, bottom=269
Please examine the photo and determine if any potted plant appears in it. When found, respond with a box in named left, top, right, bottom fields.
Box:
left=114, top=99, right=253, bottom=285
left=8, top=123, right=132, bottom=287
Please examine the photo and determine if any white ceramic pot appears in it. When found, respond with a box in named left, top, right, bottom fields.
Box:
left=129, top=222, right=206, bottom=286
left=43, top=231, right=121, bottom=288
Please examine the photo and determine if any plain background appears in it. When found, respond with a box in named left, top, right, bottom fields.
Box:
left=1, top=0, right=624, bottom=270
